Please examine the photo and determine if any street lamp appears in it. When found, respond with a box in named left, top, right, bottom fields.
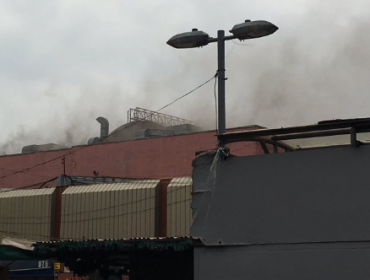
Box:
left=167, top=20, right=278, bottom=135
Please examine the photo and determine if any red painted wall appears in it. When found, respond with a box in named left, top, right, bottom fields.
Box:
left=56, top=274, right=89, bottom=280
left=0, top=127, right=268, bottom=189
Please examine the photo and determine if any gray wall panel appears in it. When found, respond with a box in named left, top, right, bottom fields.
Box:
left=192, top=145, right=370, bottom=245
left=195, top=244, right=370, bottom=280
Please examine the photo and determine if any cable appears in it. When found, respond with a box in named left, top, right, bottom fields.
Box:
left=0, top=167, right=56, bottom=179
left=0, top=177, right=58, bottom=192
left=155, top=74, right=216, bottom=113
left=0, top=74, right=217, bottom=181
left=226, top=41, right=235, bottom=58
left=232, top=40, right=253, bottom=47
left=0, top=148, right=85, bottom=180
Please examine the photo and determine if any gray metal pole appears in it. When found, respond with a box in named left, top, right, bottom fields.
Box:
left=217, top=30, right=226, bottom=135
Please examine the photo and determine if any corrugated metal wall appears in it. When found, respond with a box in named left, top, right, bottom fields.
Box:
left=0, top=178, right=194, bottom=241
left=60, top=180, right=160, bottom=240
left=167, top=177, right=192, bottom=236
left=0, top=188, right=55, bottom=241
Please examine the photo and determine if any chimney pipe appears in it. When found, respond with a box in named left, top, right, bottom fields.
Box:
left=96, top=117, right=109, bottom=138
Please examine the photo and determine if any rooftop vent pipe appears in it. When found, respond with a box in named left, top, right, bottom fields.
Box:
left=97, top=117, right=109, bottom=138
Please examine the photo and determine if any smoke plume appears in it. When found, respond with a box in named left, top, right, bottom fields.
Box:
left=1, top=1, right=370, bottom=154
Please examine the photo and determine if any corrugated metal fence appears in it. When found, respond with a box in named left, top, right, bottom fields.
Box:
left=0, top=189, right=55, bottom=241
left=61, top=180, right=160, bottom=240
left=0, top=178, right=192, bottom=241
left=167, top=177, right=192, bottom=236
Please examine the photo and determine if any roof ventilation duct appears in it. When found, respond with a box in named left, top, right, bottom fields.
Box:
left=97, top=117, right=109, bottom=138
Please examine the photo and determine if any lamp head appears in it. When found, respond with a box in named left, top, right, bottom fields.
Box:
left=167, top=29, right=210, bottom=48
left=230, top=20, right=278, bottom=40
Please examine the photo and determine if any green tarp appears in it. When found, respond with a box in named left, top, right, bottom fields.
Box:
left=34, top=238, right=193, bottom=257
left=33, top=238, right=194, bottom=277
left=0, top=245, right=38, bottom=261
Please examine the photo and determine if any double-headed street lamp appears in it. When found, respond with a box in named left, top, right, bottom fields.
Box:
left=167, top=20, right=278, bottom=135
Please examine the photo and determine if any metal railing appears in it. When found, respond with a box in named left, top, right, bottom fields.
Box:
left=127, top=107, right=196, bottom=126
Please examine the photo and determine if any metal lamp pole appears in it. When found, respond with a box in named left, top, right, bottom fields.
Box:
left=217, top=30, right=226, bottom=135
left=167, top=20, right=278, bottom=136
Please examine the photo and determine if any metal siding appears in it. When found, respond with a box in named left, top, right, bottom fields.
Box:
left=29, top=190, right=35, bottom=239
left=95, top=184, right=104, bottom=239
left=166, top=183, right=171, bottom=237
left=0, top=196, right=3, bottom=237
left=101, top=184, right=108, bottom=239
left=93, top=185, right=100, bottom=239
left=68, top=190, right=74, bottom=240
left=75, top=187, right=82, bottom=240
left=41, top=190, right=48, bottom=239
left=128, top=183, right=134, bottom=238
left=82, top=185, right=89, bottom=239
left=170, top=185, right=175, bottom=236
left=14, top=193, right=20, bottom=238
left=0, top=195, right=3, bottom=238
left=87, top=185, right=93, bottom=239
left=7, top=193, right=13, bottom=237
left=100, top=185, right=107, bottom=239
left=3, top=193, right=8, bottom=237
left=171, top=182, right=177, bottom=237
left=36, top=191, right=43, bottom=240
left=2, top=193, right=8, bottom=237
left=68, top=190, right=74, bottom=239
left=0, top=189, right=55, bottom=241
left=1, top=195, right=5, bottom=238
left=62, top=191, right=69, bottom=240
left=176, top=184, right=181, bottom=235
left=7, top=192, right=13, bottom=237
left=103, top=185, right=110, bottom=239
left=60, top=181, right=159, bottom=239
left=146, top=183, right=152, bottom=237
left=19, top=191, right=25, bottom=239
left=139, top=182, right=145, bottom=237
left=80, top=186, right=86, bottom=240
left=108, top=185, right=114, bottom=239
left=86, top=185, right=94, bottom=239
left=167, top=177, right=192, bottom=237
left=135, top=182, right=141, bottom=237
left=92, top=184, right=100, bottom=239
left=60, top=194, right=67, bottom=240
left=113, top=184, right=120, bottom=239
left=180, top=184, right=186, bottom=235
left=115, top=184, right=123, bottom=239
left=129, top=183, right=135, bottom=238
left=186, top=184, right=192, bottom=235
left=122, top=183, right=129, bottom=238
left=39, top=190, right=46, bottom=239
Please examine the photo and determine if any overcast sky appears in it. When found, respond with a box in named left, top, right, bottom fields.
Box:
left=1, top=0, right=370, bottom=154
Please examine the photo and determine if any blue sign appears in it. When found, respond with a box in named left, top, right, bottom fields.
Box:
left=0, top=259, right=54, bottom=277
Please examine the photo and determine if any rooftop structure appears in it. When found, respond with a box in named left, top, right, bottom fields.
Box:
left=127, top=107, right=196, bottom=126
left=219, top=117, right=370, bottom=151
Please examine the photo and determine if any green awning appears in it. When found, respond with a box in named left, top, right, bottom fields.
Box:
left=0, top=245, right=38, bottom=261
left=33, top=238, right=195, bottom=277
